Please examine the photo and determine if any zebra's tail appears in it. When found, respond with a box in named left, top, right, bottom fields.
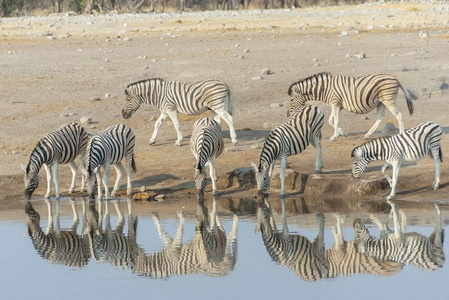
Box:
left=439, top=145, right=443, bottom=163
left=227, top=84, right=234, bottom=116
left=131, top=155, right=137, bottom=173
left=399, top=83, right=417, bottom=115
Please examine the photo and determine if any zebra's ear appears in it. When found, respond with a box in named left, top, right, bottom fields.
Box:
left=351, top=149, right=356, bottom=158
left=251, top=162, right=258, bottom=172
left=262, top=161, right=269, bottom=171
left=124, top=85, right=131, bottom=95
left=20, top=164, right=27, bottom=172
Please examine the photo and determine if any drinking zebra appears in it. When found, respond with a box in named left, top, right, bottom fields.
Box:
left=256, top=197, right=329, bottom=281
left=351, top=121, right=443, bottom=200
left=82, top=124, right=137, bottom=200
left=354, top=201, right=445, bottom=271
left=287, top=72, right=417, bottom=141
left=25, top=199, right=90, bottom=267
left=251, top=105, right=324, bottom=196
left=190, top=117, right=224, bottom=195
left=122, top=78, right=237, bottom=146
left=21, top=122, right=90, bottom=200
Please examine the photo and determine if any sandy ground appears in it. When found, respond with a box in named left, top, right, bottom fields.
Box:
left=1, top=2, right=449, bottom=201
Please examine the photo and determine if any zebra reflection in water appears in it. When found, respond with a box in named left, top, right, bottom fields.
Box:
left=354, top=201, right=445, bottom=271
left=84, top=198, right=137, bottom=269
left=256, top=197, right=329, bottom=281
left=25, top=199, right=90, bottom=268
left=132, top=196, right=238, bottom=278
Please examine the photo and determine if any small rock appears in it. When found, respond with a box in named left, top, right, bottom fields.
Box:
left=235, top=43, right=240, bottom=48
left=90, top=125, right=97, bottom=129
left=149, top=116, right=157, bottom=121
left=105, top=93, right=111, bottom=98
left=382, top=123, right=399, bottom=136
left=80, top=116, right=92, bottom=124
left=367, top=25, right=374, bottom=30
left=225, top=147, right=242, bottom=153
left=270, top=103, right=283, bottom=108
left=252, top=76, right=263, bottom=81
left=243, top=49, right=250, bottom=53
left=419, top=30, right=429, bottom=38
left=440, top=82, right=449, bottom=90
left=250, top=145, right=261, bottom=149
left=139, top=186, right=147, bottom=192
left=261, top=68, right=271, bottom=75
left=154, top=194, right=165, bottom=201
left=340, top=31, right=349, bottom=36
left=90, top=97, right=102, bottom=101
left=345, top=53, right=352, bottom=59
left=356, top=53, right=366, bottom=59
left=60, top=113, right=69, bottom=117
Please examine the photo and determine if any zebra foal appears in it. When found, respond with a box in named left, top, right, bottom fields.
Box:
left=82, top=124, right=137, bottom=200
left=288, top=72, right=417, bottom=141
left=21, top=122, right=90, bottom=199
left=252, top=105, right=324, bottom=196
left=122, top=78, right=237, bottom=146
left=351, top=121, right=443, bottom=200
left=190, top=117, right=224, bottom=195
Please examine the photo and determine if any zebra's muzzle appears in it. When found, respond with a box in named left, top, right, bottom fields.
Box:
left=122, top=109, right=131, bottom=119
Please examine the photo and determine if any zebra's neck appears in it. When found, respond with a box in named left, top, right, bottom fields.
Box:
left=27, top=141, right=53, bottom=174
left=301, top=74, right=331, bottom=102
left=145, top=78, right=165, bottom=107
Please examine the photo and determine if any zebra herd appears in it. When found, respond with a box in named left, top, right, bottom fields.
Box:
left=21, top=72, right=443, bottom=200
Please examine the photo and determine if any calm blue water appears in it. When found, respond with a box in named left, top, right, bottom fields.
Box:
left=1, top=196, right=448, bottom=300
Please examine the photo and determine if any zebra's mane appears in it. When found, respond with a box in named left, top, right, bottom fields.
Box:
left=288, top=72, right=332, bottom=96
left=125, top=78, right=166, bottom=89
left=351, top=136, right=393, bottom=157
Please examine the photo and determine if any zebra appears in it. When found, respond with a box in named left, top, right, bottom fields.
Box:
left=21, top=122, right=90, bottom=199
left=190, top=117, right=224, bottom=195
left=325, top=215, right=403, bottom=278
left=122, top=78, right=237, bottom=146
left=353, top=201, right=445, bottom=272
left=251, top=105, right=324, bottom=196
left=131, top=196, right=238, bottom=279
left=25, top=199, right=91, bottom=268
left=287, top=72, right=417, bottom=141
left=351, top=121, right=443, bottom=200
left=256, top=197, right=329, bottom=281
left=81, top=124, right=137, bottom=200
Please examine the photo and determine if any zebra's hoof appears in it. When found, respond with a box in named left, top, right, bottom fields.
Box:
left=149, top=140, right=156, bottom=145
left=433, top=183, right=440, bottom=190
left=330, top=136, right=338, bottom=141
left=44, top=194, right=51, bottom=199
left=175, top=142, right=182, bottom=147
left=69, top=189, right=74, bottom=194
left=232, top=139, right=238, bottom=146
left=315, top=169, right=322, bottom=174
left=363, top=135, right=370, bottom=140
left=387, top=195, right=394, bottom=201
left=213, top=190, right=220, bottom=196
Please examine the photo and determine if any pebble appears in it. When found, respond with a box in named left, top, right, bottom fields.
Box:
left=340, top=31, right=349, bottom=36
left=243, top=49, right=249, bottom=53
left=250, top=145, right=261, bottom=150
left=252, top=76, right=263, bottom=81
left=419, top=30, right=429, bottom=38
left=154, top=194, right=165, bottom=201
left=261, top=68, right=271, bottom=75
left=356, top=53, right=366, bottom=59
left=225, top=147, right=242, bottom=153
left=80, top=116, right=92, bottom=124
left=345, top=53, right=352, bottom=59
left=105, top=93, right=111, bottom=98
left=270, top=103, right=283, bottom=108
left=150, top=116, right=157, bottom=121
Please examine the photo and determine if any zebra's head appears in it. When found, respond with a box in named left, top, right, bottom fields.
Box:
left=351, top=147, right=368, bottom=182
left=122, top=85, right=141, bottom=119
left=24, top=201, right=41, bottom=235
left=80, top=166, right=98, bottom=199
left=194, top=163, right=207, bottom=194
left=353, top=218, right=369, bottom=253
left=21, top=164, right=39, bottom=200
left=287, top=84, right=307, bottom=117
left=251, top=161, right=271, bottom=196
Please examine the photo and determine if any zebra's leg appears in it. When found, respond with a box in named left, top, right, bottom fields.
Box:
left=79, top=155, right=87, bottom=192
left=166, top=109, right=183, bottom=146
left=381, top=162, right=393, bottom=187
left=311, top=135, right=324, bottom=173
left=125, top=155, right=134, bottom=195
left=330, top=105, right=343, bottom=141
left=45, top=199, right=54, bottom=235
left=103, top=164, right=112, bottom=199
left=387, top=161, right=401, bottom=201
left=68, top=161, right=77, bottom=194
left=280, top=156, right=287, bottom=196
left=95, top=168, right=104, bottom=200
left=150, top=112, right=169, bottom=145
left=54, top=199, right=61, bottom=236
left=430, top=147, right=441, bottom=189
left=44, top=164, right=52, bottom=199
left=328, top=109, right=346, bottom=137
left=70, top=197, right=79, bottom=232
left=280, top=197, right=289, bottom=237
left=111, top=163, right=124, bottom=197
left=215, top=109, right=238, bottom=145
left=209, top=157, right=219, bottom=195
left=385, top=104, right=404, bottom=134
left=364, top=103, right=386, bottom=139
left=52, top=163, right=60, bottom=199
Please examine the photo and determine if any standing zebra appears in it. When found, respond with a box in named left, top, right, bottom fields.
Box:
left=287, top=72, right=417, bottom=141
left=354, top=201, right=445, bottom=272
left=21, top=122, right=90, bottom=200
left=351, top=121, right=443, bottom=200
left=122, top=78, right=237, bottom=146
left=82, top=124, right=137, bottom=200
left=251, top=105, right=324, bottom=196
left=256, top=197, right=329, bottom=281
left=190, top=117, right=224, bottom=195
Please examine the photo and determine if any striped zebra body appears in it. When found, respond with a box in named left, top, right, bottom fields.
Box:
left=25, top=200, right=90, bottom=268
left=354, top=202, right=445, bottom=271
left=351, top=121, right=443, bottom=200
left=132, top=197, right=238, bottom=278
left=251, top=105, right=324, bottom=196
left=22, top=122, right=90, bottom=199
left=257, top=198, right=329, bottom=281
left=288, top=72, right=417, bottom=141
left=325, top=216, right=403, bottom=278
left=190, top=117, right=224, bottom=195
left=83, top=124, right=137, bottom=200
left=122, top=78, right=237, bottom=146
